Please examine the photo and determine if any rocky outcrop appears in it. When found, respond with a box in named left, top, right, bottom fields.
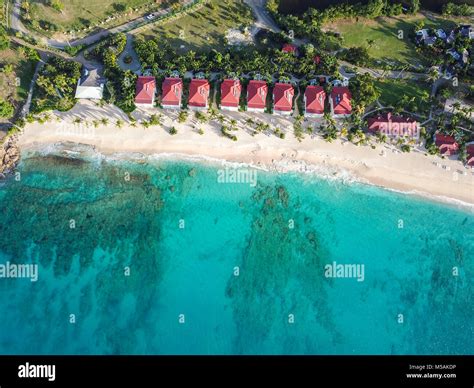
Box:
left=0, top=134, right=21, bottom=178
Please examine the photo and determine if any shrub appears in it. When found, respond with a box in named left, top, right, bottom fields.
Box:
left=0, top=99, right=14, bottom=118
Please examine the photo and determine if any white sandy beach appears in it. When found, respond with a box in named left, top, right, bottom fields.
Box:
left=17, top=101, right=474, bottom=206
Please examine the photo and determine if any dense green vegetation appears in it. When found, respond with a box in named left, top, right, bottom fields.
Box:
left=0, top=25, right=9, bottom=51
left=0, top=99, right=14, bottom=118
left=267, top=0, right=405, bottom=37
left=85, top=33, right=136, bottom=112
left=0, top=44, right=39, bottom=121
left=349, top=73, right=380, bottom=115
left=442, top=2, right=473, bottom=16
left=32, top=57, right=81, bottom=113
left=134, top=35, right=339, bottom=81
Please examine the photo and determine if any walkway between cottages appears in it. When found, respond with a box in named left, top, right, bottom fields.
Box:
left=118, top=34, right=142, bottom=74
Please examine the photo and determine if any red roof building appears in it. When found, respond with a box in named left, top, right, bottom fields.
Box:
left=466, top=142, right=474, bottom=166
left=367, top=112, right=418, bottom=138
left=330, top=87, right=352, bottom=117
left=220, top=79, right=241, bottom=111
left=188, top=78, right=210, bottom=110
left=247, top=80, right=268, bottom=112
left=435, top=133, right=459, bottom=156
left=135, top=76, right=156, bottom=106
left=273, top=83, right=294, bottom=115
left=304, top=85, right=325, bottom=117
left=161, top=77, right=183, bottom=109
left=282, top=44, right=298, bottom=55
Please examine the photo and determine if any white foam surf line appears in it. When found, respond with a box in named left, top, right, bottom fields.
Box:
left=19, top=143, right=474, bottom=211
left=376, top=185, right=474, bottom=212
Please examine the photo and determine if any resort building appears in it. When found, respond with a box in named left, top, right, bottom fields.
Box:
left=459, top=25, right=473, bottom=39
left=434, top=133, right=459, bottom=156
left=135, top=76, right=156, bottom=107
left=75, top=67, right=105, bottom=100
left=161, top=77, right=183, bottom=109
left=367, top=112, right=418, bottom=138
left=466, top=142, right=474, bottom=167
left=247, top=80, right=268, bottom=113
left=220, top=79, right=241, bottom=111
left=188, top=78, right=210, bottom=110
left=273, top=83, right=294, bottom=115
left=435, top=29, right=447, bottom=40
left=415, top=29, right=437, bottom=46
left=330, top=87, right=352, bottom=117
left=304, top=85, right=325, bottom=117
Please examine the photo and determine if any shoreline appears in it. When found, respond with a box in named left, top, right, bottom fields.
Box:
left=14, top=101, right=474, bottom=208
left=18, top=143, right=474, bottom=211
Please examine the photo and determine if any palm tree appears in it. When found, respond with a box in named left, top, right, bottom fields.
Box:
left=340, top=127, right=348, bottom=138
left=428, top=67, right=440, bottom=83
left=451, top=102, right=461, bottom=113
left=149, top=114, right=162, bottom=126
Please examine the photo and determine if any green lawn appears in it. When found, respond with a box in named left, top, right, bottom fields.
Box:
left=27, top=0, right=160, bottom=36
left=327, top=14, right=457, bottom=68
left=375, top=78, right=431, bottom=115
left=136, top=0, right=254, bottom=54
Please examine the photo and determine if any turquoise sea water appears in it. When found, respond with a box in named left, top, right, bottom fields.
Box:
left=0, top=151, right=473, bottom=355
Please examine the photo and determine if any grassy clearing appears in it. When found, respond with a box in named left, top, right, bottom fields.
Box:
left=27, top=0, right=159, bottom=36
left=375, top=78, right=431, bottom=114
left=326, top=14, right=458, bottom=67
left=135, top=0, right=254, bottom=54
left=0, top=46, right=37, bottom=106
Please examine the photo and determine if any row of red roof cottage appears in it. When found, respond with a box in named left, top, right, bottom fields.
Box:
left=134, top=76, right=352, bottom=116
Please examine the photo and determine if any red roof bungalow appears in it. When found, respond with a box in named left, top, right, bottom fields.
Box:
left=330, top=87, right=352, bottom=117
left=466, top=142, right=474, bottom=167
left=188, top=78, right=210, bottom=110
left=161, top=77, right=183, bottom=109
left=304, top=85, right=325, bottom=117
left=220, top=79, right=241, bottom=111
left=434, top=133, right=459, bottom=156
left=135, top=76, right=156, bottom=106
left=247, top=80, right=268, bottom=112
left=282, top=44, right=298, bottom=55
left=367, top=112, right=419, bottom=138
left=273, top=83, right=294, bottom=115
